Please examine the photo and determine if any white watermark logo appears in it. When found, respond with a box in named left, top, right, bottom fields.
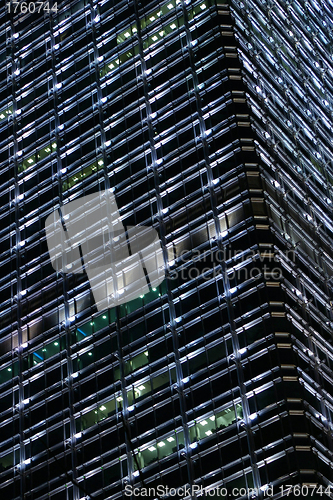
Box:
left=45, top=190, right=165, bottom=312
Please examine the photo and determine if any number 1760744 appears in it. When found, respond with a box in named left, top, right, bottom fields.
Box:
left=7, top=2, right=58, bottom=14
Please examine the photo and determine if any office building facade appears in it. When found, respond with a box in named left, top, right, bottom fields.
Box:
left=0, top=0, right=333, bottom=498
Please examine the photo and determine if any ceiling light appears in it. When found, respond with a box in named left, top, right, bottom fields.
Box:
left=148, top=446, right=156, bottom=452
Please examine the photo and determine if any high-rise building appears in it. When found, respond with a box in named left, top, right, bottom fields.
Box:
left=1, top=0, right=333, bottom=499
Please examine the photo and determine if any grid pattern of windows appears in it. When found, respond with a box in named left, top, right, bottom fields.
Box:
left=0, top=0, right=332, bottom=499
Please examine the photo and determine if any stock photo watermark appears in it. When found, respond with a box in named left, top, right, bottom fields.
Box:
left=168, top=247, right=296, bottom=283
left=124, top=484, right=332, bottom=498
